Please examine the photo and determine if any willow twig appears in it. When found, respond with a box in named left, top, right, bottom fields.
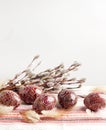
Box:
left=0, top=55, right=85, bottom=93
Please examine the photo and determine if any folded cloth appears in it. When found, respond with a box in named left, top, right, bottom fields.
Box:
left=0, top=98, right=106, bottom=124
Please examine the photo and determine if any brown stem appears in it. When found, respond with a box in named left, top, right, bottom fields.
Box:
left=0, top=55, right=85, bottom=93
left=77, top=94, right=85, bottom=98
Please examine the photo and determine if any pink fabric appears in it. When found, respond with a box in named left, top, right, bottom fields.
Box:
left=0, top=103, right=106, bottom=124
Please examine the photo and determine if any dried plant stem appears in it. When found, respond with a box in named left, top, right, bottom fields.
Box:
left=0, top=55, right=85, bottom=93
